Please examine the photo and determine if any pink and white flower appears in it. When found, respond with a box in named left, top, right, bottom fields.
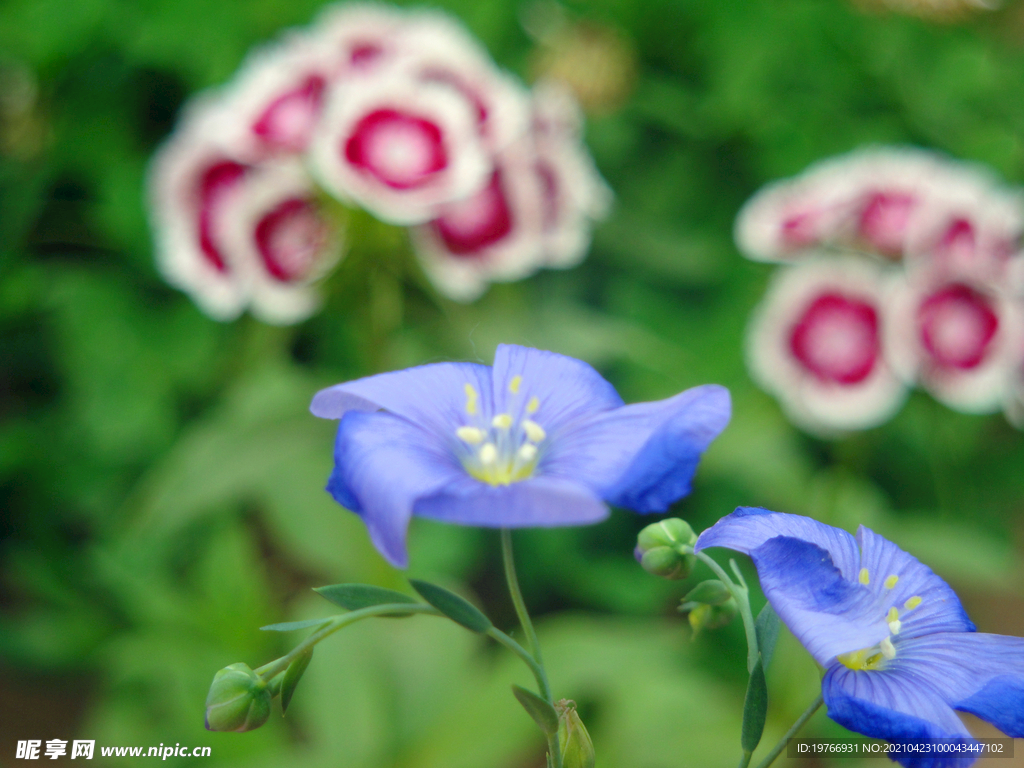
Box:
left=886, top=272, right=1023, bottom=413
left=747, top=258, right=906, bottom=432
left=409, top=82, right=610, bottom=301
left=309, top=67, right=491, bottom=224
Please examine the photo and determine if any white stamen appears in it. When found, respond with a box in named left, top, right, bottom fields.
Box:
left=522, top=419, right=546, bottom=443
left=479, top=443, right=497, bottom=464
left=880, top=636, right=896, bottom=660
left=518, top=444, right=538, bottom=462
left=457, top=426, right=485, bottom=444
left=492, top=413, right=513, bottom=429
left=888, top=620, right=902, bottom=635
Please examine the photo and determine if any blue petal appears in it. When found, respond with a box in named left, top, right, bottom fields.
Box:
left=330, top=411, right=463, bottom=568
left=823, top=664, right=976, bottom=768
left=540, top=384, right=730, bottom=512
left=892, top=633, right=1024, bottom=737
left=855, top=527, right=974, bottom=638
left=490, top=344, right=623, bottom=429
left=750, top=537, right=891, bottom=665
left=413, top=474, right=609, bottom=527
left=695, top=509, right=862, bottom=581
left=310, top=361, right=493, bottom=436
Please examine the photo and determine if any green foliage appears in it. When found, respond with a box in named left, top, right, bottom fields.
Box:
left=408, top=580, right=493, bottom=634
left=314, top=584, right=419, bottom=611
left=512, top=684, right=560, bottom=736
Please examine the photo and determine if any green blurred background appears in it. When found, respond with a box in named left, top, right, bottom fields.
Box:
left=2, top=0, right=1024, bottom=765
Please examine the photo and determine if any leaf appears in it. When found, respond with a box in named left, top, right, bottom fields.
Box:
left=740, top=659, right=768, bottom=754
left=408, top=579, right=492, bottom=634
left=315, top=584, right=418, bottom=611
left=755, top=603, right=780, bottom=670
left=260, top=618, right=333, bottom=632
left=511, top=684, right=559, bottom=736
left=280, top=648, right=313, bottom=714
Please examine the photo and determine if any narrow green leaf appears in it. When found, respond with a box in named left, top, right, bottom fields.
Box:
left=315, top=583, right=418, bottom=611
left=409, top=579, right=492, bottom=633
left=683, top=579, right=732, bottom=606
left=755, top=603, right=781, bottom=669
left=280, top=648, right=313, bottom=714
left=511, top=684, right=559, bottom=736
left=740, top=659, right=768, bottom=754
left=260, top=618, right=332, bottom=632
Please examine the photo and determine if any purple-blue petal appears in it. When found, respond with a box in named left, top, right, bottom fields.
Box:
left=539, top=384, right=730, bottom=512
left=695, top=509, right=862, bottom=581
left=413, top=474, right=609, bottom=527
left=490, top=344, right=623, bottom=430
left=310, top=361, right=492, bottom=435
left=855, top=527, right=974, bottom=637
left=892, top=633, right=1024, bottom=737
left=823, top=664, right=976, bottom=768
left=750, top=537, right=890, bottom=665
left=330, top=411, right=463, bottom=568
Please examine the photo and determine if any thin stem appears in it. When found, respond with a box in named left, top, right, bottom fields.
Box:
left=255, top=604, right=442, bottom=680
left=485, top=626, right=551, bottom=702
left=738, top=751, right=752, bottom=768
left=501, top=530, right=542, bottom=662
left=751, top=693, right=825, bottom=768
left=692, top=550, right=760, bottom=675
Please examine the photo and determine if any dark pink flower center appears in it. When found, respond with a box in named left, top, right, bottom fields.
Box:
left=918, top=283, right=999, bottom=370
left=789, top=292, right=880, bottom=385
left=344, top=109, right=448, bottom=190
left=780, top=210, right=820, bottom=248
left=433, top=171, right=511, bottom=256
left=349, top=42, right=384, bottom=69
left=935, top=218, right=976, bottom=261
left=197, top=160, right=246, bottom=273
left=858, top=191, right=916, bottom=256
left=251, top=75, right=326, bottom=152
left=254, top=197, right=329, bottom=283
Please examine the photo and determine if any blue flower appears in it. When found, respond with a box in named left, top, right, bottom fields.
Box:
left=696, top=508, right=1024, bottom=768
left=311, top=344, right=730, bottom=567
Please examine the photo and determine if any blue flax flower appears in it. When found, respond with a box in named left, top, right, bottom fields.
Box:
left=696, top=507, right=1024, bottom=768
left=311, top=344, right=730, bottom=566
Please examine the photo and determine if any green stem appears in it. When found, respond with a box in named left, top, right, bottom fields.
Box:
left=751, top=693, right=824, bottom=768
left=690, top=549, right=760, bottom=675
left=738, top=751, right=753, bottom=768
left=254, top=603, right=442, bottom=681
left=500, top=529, right=560, bottom=768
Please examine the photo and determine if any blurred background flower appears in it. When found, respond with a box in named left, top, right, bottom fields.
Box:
left=3, top=0, right=1024, bottom=766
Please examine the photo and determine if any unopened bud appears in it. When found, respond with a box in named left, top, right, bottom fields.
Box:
left=686, top=597, right=739, bottom=635
left=555, top=700, right=595, bottom=768
left=636, top=518, right=696, bottom=553
left=683, top=580, right=732, bottom=606
left=639, top=546, right=695, bottom=580
left=205, top=663, right=271, bottom=732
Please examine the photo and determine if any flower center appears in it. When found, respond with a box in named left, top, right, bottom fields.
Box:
left=456, top=377, right=546, bottom=486
left=837, top=569, right=923, bottom=671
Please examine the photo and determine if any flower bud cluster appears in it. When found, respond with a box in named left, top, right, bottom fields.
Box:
left=737, top=147, right=1024, bottom=433
left=150, top=3, right=611, bottom=321
left=634, top=518, right=697, bottom=580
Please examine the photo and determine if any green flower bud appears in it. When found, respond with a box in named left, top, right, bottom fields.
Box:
left=205, top=663, right=272, bottom=732
left=640, top=546, right=695, bottom=580
left=683, top=579, right=733, bottom=606
left=636, top=518, right=697, bottom=552
left=555, top=700, right=595, bottom=768
left=686, top=596, right=739, bottom=635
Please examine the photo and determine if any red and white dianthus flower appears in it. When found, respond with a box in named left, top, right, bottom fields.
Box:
left=747, top=258, right=906, bottom=432
left=886, top=271, right=1023, bottom=413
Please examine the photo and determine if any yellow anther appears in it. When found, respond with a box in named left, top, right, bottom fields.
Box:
left=905, top=596, right=922, bottom=611
left=887, top=607, right=899, bottom=624
left=859, top=568, right=870, bottom=585
left=491, top=413, right=513, bottom=429
left=518, top=444, right=538, bottom=462
left=457, top=426, right=485, bottom=444
left=889, top=619, right=902, bottom=635
left=880, top=636, right=896, bottom=660
left=837, top=647, right=885, bottom=671
left=522, top=419, right=546, bottom=443
left=509, top=375, right=522, bottom=394
left=464, top=383, right=478, bottom=415
left=526, top=396, right=540, bottom=414
left=479, top=443, right=497, bottom=465
left=884, top=575, right=899, bottom=589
